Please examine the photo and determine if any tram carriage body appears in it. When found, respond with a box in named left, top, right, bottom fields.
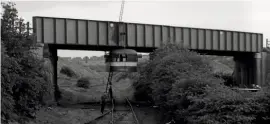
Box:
left=104, top=49, right=142, bottom=72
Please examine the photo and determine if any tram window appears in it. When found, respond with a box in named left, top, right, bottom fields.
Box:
left=126, top=54, right=136, bottom=61
left=113, top=55, right=118, bottom=62
left=116, top=56, right=119, bottom=62
left=123, top=54, right=127, bottom=62
left=111, top=54, right=130, bottom=62
left=111, top=54, right=118, bottom=62
left=120, top=54, right=123, bottom=62
left=126, top=54, right=130, bottom=61
left=117, top=55, right=121, bottom=62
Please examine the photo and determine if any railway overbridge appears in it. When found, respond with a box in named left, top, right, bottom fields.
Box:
left=32, top=16, right=267, bottom=95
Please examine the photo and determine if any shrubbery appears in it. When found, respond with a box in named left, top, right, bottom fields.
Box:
left=265, top=50, right=270, bottom=84
left=76, top=77, right=91, bottom=89
left=1, top=2, right=52, bottom=123
left=134, top=42, right=270, bottom=124
left=88, top=65, right=106, bottom=72
left=60, top=66, right=77, bottom=77
left=214, top=72, right=235, bottom=87
left=132, top=61, right=153, bottom=102
left=114, top=71, right=140, bottom=82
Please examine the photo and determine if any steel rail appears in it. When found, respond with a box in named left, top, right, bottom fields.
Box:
left=125, top=97, right=140, bottom=124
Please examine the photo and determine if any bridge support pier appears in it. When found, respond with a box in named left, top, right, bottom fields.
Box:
left=43, top=44, right=61, bottom=105
left=234, top=52, right=266, bottom=87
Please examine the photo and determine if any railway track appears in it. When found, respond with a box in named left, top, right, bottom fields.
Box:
left=85, top=98, right=140, bottom=124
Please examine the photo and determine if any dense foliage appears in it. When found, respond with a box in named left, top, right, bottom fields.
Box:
left=214, top=72, right=235, bottom=87
left=88, top=64, right=106, bottom=72
left=1, top=2, right=52, bottom=123
left=60, top=66, right=78, bottom=78
left=83, top=56, right=89, bottom=63
left=134, top=43, right=270, bottom=124
left=265, top=49, right=270, bottom=84
left=76, top=77, right=91, bottom=89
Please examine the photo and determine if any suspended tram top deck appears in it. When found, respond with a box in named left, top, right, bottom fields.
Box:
left=33, top=16, right=263, bottom=54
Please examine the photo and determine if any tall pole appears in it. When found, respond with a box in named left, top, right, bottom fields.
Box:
left=266, top=39, right=270, bottom=48
left=19, top=20, right=22, bottom=36
left=27, top=22, right=30, bottom=37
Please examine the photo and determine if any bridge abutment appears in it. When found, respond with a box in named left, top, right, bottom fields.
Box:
left=43, top=44, right=61, bottom=105
left=234, top=52, right=266, bottom=87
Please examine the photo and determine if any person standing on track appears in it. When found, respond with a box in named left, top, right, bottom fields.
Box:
left=100, top=93, right=107, bottom=114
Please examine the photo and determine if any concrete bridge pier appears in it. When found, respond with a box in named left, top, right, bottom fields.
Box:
left=234, top=52, right=266, bottom=87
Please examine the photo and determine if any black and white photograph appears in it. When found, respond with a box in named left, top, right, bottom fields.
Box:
left=1, top=0, right=270, bottom=124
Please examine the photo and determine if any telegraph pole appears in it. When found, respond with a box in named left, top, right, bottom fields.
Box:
left=267, top=39, right=270, bottom=48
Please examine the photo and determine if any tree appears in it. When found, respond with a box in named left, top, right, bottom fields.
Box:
left=1, top=2, right=34, bottom=58
left=134, top=43, right=270, bottom=124
left=83, top=56, right=89, bottom=63
left=1, top=2, right=52, bottom=123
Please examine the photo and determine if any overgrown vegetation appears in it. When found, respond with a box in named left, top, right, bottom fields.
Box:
left=1, top=2, right=52, bottom=123
left=88, top=65, right=106, bottom=72
left=76, top=77, right=91, bottom=89
left=214, top=72, right=235, bottom=87
left=265, top=49, right=270, bottom=84
left=57, top=57, right=103, bottom=79
left=60, top=66, right=78, bottom=78
left=134, top=42, right=270, bottom=124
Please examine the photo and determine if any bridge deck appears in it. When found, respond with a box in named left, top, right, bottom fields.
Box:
left=33, top=16, right=263, bottom=52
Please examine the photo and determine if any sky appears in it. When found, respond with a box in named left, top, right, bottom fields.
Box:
left=3, top=0, right=270, bottom=57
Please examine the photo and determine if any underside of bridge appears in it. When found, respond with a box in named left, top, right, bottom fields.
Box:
left=233, top=52, right=266, bottom=87
left=42, top=43, right=267, bottom=88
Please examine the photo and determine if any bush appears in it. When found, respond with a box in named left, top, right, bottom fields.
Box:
left=60, top=66, right=77, bottom=77
left=134, top=42, right=214, bottom=102
left=1, top=44, right=52, bottom=123
left=134, top=42, right=270, bottom=124
left=76, top=77, right=91, bottom=89
left=114, top=72, right=140, bottom=83
left=88, top=65, right=106, bottom=72
left=214, top=72, right=235, bottom=87
left=185, top=86, right=270, bottom=124
left=266, top=52, right=270, bottom=84
left=133, top=61, right=153, bottom=102
left=1, top=2, right=52, bottom=123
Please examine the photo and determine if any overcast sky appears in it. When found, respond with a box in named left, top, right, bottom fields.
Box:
left=8, top=0, right=270, bottom=57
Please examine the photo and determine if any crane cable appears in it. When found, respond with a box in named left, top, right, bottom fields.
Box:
left=105, top=0, right=126, bottom=95
left=118, top=0, right=128, bottom=70
left=119, top=0, right=125, bottom=22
